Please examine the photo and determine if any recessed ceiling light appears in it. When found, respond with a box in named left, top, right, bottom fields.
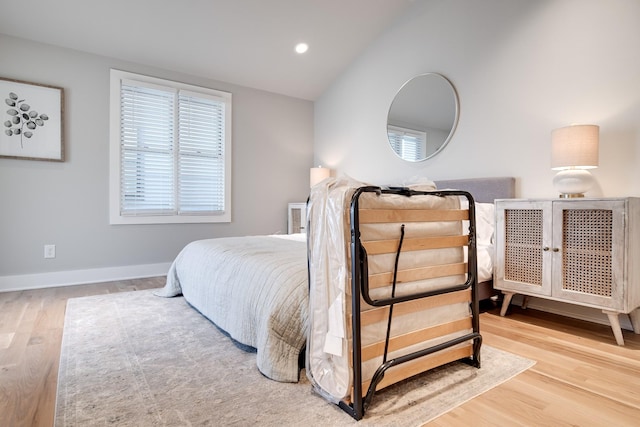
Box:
left=295, top=43, right=309, bottom=54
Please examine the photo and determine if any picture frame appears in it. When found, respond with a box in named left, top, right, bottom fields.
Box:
left=1, top=77, right=64, bottom=161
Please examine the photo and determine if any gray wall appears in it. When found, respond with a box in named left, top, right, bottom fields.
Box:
left=0, top=35, right=313, bottom=285
left=314, top=0, right=640, bottom=199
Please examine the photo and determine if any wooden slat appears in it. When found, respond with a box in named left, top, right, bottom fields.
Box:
left=358, top=345, right=474, bottom=395
left=359, top=209, right=469, bottom=223
left=360, top=289, right=471, bottom=327
left=362, top=235, right=468, bottom=255
left=368, top=262, right=467, bottom=289
left=361, top=318, right=472, bottom=361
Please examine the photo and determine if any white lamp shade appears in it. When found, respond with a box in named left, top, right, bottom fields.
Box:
left=551, top=124, right=599, bottom=170
left=310, top=166, right=331, bottom=187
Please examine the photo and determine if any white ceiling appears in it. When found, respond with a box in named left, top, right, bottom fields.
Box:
left=0, top=0, right=413, bottom=100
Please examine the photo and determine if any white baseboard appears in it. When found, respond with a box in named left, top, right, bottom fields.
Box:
left=0, top=263, right=171, bottom=293
left=510, top=294, right=634, bottom=332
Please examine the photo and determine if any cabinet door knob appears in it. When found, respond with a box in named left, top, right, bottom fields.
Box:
left=543, top=247, right=550, bottom=251
left=553, top=248, right=560, bottom=252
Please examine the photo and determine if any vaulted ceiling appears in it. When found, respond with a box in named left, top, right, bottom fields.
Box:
left=0, top=0, right=413, bottom=100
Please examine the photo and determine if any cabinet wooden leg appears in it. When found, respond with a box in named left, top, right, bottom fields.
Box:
left=603, top=310, right=625, bottom=346
left=521, top=296, right=530, bottom=309
left=500, top=292, right=515, bottom=317
left=629, top=308, right=640, bottom=334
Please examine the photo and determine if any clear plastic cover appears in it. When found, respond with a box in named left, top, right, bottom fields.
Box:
left=306, top=175, right=361, bottom=402
left=305, top=174, right=472, bottom=403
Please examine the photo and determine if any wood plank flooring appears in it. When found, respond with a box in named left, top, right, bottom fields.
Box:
left=433, top=305, right=640, bottom=426
left=1, top=278, right=639, bottom=426
left=0, top=278, right=164, bottom=427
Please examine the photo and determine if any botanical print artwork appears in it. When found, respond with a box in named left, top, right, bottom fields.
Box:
left=0, top=78, right=63, bottom=161
left=4, top=91, right=50, bottom=148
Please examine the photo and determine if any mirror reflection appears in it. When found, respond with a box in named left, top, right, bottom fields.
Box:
left=387, top=73, right=459, bottom=162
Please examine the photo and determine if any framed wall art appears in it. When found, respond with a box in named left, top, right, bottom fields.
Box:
left=1, top=77, right=64, bottom=161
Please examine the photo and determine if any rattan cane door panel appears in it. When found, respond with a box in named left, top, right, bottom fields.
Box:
left=494, top=201, right=552, bottom=296
left=551, top=201, right=625, bottom=309
left=288, top=203, right=307, bottom=234
left=504, top=210, right=543, bottom=284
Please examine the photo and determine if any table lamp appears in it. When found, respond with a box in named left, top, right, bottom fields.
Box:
left=551, top=124, right=599, bottom=198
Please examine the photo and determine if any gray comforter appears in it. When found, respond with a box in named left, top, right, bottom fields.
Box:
left=155, top=236, right=309, bottom=382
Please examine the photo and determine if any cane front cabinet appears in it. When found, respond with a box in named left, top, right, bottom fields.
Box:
left=494, top=198, right=640, bottom=345
left=288, top=202, right=307, bottom=234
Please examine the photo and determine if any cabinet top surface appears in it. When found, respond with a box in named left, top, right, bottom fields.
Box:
left=495, top=197, right=639, bottom=203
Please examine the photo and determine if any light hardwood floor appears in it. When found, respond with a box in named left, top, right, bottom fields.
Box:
left=1, top=278, right=639, bottom=426
left=0, top=278, right=164, bottom=427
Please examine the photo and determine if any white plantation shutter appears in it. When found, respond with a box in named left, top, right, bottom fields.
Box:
left=111, top=70, right=231, bottom=224
left=387, top=125, right=425, bottom=162
left=178, top=91, right=226, bottom=214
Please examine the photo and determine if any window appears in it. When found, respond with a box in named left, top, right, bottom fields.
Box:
left=110, top=70, right=231, bottom=224
left=387, top=125, right=426, bottom=162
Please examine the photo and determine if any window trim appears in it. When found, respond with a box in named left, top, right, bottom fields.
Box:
left=109, top=69, right=232, bottom=224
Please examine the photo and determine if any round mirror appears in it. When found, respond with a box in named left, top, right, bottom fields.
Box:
left=387, top=73, right=459, bottom=162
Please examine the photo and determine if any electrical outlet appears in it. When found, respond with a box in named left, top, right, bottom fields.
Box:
left=44, top=244, right=56, bottom=259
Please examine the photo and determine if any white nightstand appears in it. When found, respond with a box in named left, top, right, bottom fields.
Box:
left=494, top=197, right=640, bottom=345
left=288, top=202, right=307, bottom=234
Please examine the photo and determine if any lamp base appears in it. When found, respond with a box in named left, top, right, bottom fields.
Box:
left=558, top=193, right=585, bottom=199
left=553, top=169, right=595, bottom=198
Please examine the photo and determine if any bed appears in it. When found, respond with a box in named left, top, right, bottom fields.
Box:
left=155, top=234, right=308, bottom=382
left=155, top=176, right=515, bottom=393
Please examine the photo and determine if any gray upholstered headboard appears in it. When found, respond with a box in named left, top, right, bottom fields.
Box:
left=433, top=177, right=516, bottom=203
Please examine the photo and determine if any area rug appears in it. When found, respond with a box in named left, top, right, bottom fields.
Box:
left=55, top=290, right=534, bottom=426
